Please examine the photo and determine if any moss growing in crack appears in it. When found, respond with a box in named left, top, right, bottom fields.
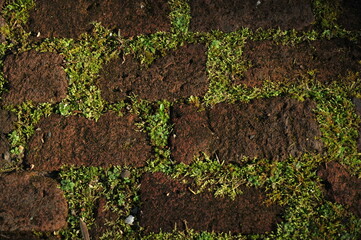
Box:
left=204, top=30, right=252, bottom=105
left=310, top=81, right=361, bottom=176
left=1, top=0, right=34, bottom=50
left=58, top=165, right=143, bottom=240
left=0, top=0, right=360, bottom=238
left=168, top=0, right=191, bottom=34
left=37, top=23, right=117, bottom=120
left=130, top=97, right=172, bottom=162
left=312, top=0, right=341, bottom=31
left=1, top=102, right=53, bottom=171
left=0, top=43, right=8, bottom=97
left=125, top=32, right=192, bottom=66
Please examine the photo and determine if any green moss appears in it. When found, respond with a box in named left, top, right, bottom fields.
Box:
left=169, top=0, right=191, bottom=34
left=129, top=97, right=172, bottom=162
left=1, top=0, right=360, bottom=238
left=1, top=0, right=34, bottom=50
left=312, top=0, right=341, bottom=30
left=0, top=102, right=53, bottom=171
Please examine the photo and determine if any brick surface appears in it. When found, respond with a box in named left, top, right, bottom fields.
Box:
left=0, top=172, right=68, bottom=231
left=97, top=44, right=208, bottom=102
left=318, top=161, right=361, bottom=218
left=338, top=0, right=361, bottom=31
left=27, top=0, right=170, bottom=39
left=2, top=50, right=68, bottom=105
left=240, top=39, right=361, bottom=87
left=190, top=0, right=314, bottom=32
left=170, top=104, right=214, bottom=164
left=27, top=112, right=152, bottom=170
left=171, top=97, right=323, bottom=164
left=140, top=172, right=283, bottom=234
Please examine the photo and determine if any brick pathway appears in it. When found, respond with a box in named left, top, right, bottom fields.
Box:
left=0, top=0, right=360, bottom=239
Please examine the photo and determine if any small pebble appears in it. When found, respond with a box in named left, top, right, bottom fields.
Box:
left=125, top=215, right=135, bottom=225
left=121, top=169, right=131, bottom=179
left=3, top=152, right=10, bottom=162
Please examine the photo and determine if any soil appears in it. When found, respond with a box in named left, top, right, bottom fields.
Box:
left=240, top=39, right=361, bottom=87
left=139, top=172, right=283, bottom=234
left=0, top=172, right=68, bottom=231
left=2, top=50, right=68, bottom=105
left=353, top=98, right=361, bottom=152
left=27, top=0, right=170, bottom=39
left=317, top=161, right=361, bottom=218
left=0, top=109, right=16, bottom=168
left=171, top=97, right=323, bottom=164
left=97, top=44, right=208, bottom=102
left=338, top=0, right=361, bottom=31
left=26, top=112, right=151, bottom=171
left=189, top=0, right=314, bottom=33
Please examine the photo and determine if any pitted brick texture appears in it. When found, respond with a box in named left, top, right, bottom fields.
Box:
left=190, top=0, right=314, bottom=32
left=27, top=0, right=170, bottom=39
left=2, top=50, right=67, bottom=105
left=240, top=39, right=361, bottom=87
left=171, top=97, right=323, bottom=164
left=27, top=112, right=151, bottom=170
left=338, top=0, right=361, bottom=31
left=140, top=172, right=283, bottom=234
left=318, top=161, right=361, bottom=218
left=98, top=44, right=208, bottom=102
left=0, top=172, right=68, bottom=231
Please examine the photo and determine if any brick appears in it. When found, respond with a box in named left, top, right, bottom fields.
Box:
left=27, top=112, right=151, bottom=170
left=190, top=0, right=314, bottom=32
left=0, top=172, right=68, bottom=231
left=140, top=172, right=283, bottom=234
left=97, top=44, right=208, bottom=102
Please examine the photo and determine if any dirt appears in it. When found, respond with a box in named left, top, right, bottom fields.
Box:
left=0, top=172, right=68, bottom=231
left=171, top=97, right=323, bottom=164
left=317, top=161, right=361, bottom=218
left=2, top=50, right=68, bottom=105
left=26, top=112, right=151, bottom=171
left=97, top=44, right=208, bottom=102
left=190, top=0, right=314, bottom=33
left=139, top=172, right=283, bottom=234
left=27, top=0, right=170, bottom=39
left=338, top=0, right=361, bottom=31
left=0, top=109, right=16, bottom=168
left=240, top=39, right=361, bottom=87
left=353, top=98, right=361, bottom=152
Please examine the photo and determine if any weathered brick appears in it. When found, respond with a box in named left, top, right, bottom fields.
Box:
left=190, top=0, right=314, bottom=32
left=140, top=172, right=283, bottom=234
left=27, top=112, right=152, bottom=170
left=27, top=0, right=170, bottom=39
left=0, top=172, right=68, bottom=231
left=97, top=44, right=208, bottom=102
left=3, top=50, right=67, bottom=105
